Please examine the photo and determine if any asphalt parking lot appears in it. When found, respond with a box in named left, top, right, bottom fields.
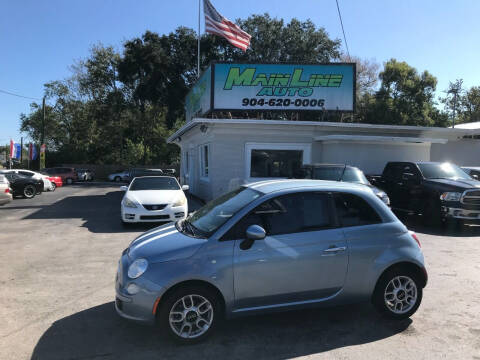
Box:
left=0, top=184, right=479, bottom=360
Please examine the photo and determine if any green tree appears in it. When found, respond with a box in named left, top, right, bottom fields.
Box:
left=363, top=59, right=442, bottom=126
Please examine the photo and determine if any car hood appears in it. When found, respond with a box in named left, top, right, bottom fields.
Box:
left=126, top=189, right=182, bottom=204
left=424, top=178, right=480, bottom=191
left=128, top=223, right=207, bottom=263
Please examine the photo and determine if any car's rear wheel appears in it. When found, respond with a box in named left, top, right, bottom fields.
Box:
left=23, top=185, right=37, bottom=199
left=114, top=176, right=121, bottom=182
left=51, top=182, right=56, bottom=191
left=158, top=286, right=221, bottom=344
left=66, top=178, right=73, bottom=185
left=373, top=268, right=423, bottom=319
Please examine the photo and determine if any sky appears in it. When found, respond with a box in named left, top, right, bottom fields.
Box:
left=1, top=0, right=479, bottom=144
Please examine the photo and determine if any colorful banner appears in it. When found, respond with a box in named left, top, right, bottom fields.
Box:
left=213, top=63, right=355, bottom=112
left=39, top=144, right=46, bottom=169
left=10, top=140, right=21, bottom=159
left=29, top=144, right=38, bottom=160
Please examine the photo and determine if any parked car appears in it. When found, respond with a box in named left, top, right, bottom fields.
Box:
left=461, top=166, right=480, bottom=180
left=3, top=173, right=43, bottom=199
left=120, top=176, right=189, bottom=224
left=115, top=179, right=427, bottom=343
left=108, top=170, right=130, bottom=182
left=296, top=164, right=390, bottom=206
left=43, top=167, right=78, bottom=185
left=369, top=161, right=480, bottom=225
left=0, top=175, right=12, bottom=205
left=0, top=169, right=54, bottom=192
left=76, top=168, right=94, bottom=181
left=126, top=168, right=164, bottom=182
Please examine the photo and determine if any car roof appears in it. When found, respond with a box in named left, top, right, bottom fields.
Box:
left=244, top=179, right=369, bottom=194
left=462, top=166, right=480, bottom=170
left=133, top=175, right=176, bottom=179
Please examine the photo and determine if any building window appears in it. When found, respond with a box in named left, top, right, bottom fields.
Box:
left=250, top=149, right=303, bottom=178
left=200, top=144, right=209, bottom=179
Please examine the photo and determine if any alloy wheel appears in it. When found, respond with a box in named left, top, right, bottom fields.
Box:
left=168, top=294, right=214, bottom=339
left=24, top=185, right=36, bottom=198
left=384, top=275, right=418, bottom=314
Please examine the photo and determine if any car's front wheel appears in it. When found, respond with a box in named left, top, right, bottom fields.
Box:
left=114, top=176, right=121, bottom=182
left=373, top=268, right=423, bottom=319
left=50, top=182, right=56, bottom=191
left=23, top=185, right=37, bottom=199
left=158, top=286, right=221, bottom=344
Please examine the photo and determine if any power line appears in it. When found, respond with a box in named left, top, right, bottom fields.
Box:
left=335, top=0, right=350, bottom=59
left=0, top=89, right=41, bottom=101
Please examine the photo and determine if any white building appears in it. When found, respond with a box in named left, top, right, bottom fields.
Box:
left=168, top=118, right=480, bottom=201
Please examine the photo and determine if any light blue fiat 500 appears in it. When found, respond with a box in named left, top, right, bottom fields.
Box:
left=115, top=180, right=427, bottom=343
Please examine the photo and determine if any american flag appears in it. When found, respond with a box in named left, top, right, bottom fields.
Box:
left=204, top=0, right=251, bottom=52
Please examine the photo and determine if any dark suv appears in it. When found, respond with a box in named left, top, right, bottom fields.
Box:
left=127, top=168, right=163, bottom=182
left=295, top=164, right=391, bottom=206
left=44, top=167, right=78, bottom=185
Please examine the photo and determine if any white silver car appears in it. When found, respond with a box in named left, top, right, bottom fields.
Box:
left=0, top=175, right=12, bottom=205
left=120, top=176, right=189, bottom=224
left=0, top=169, right=54, bottom=192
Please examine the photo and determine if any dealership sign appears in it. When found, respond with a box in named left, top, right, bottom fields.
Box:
left=185, top=62, right=355, bottom=120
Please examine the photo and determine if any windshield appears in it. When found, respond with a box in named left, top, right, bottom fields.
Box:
left=187, top=187, right=262, bottom=235
left=129, top=177, right=180, bottom=191
left=418, top=163, right=471, bottom=180
left=342, top=167, right=370, bottom=185
left=311, top=167, right=344, bottom=181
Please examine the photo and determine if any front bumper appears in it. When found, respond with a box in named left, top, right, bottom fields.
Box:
left=121, top=204, right=187, bottom=223
left=115, top=255, right=165, bottom=324
left=442, top=206, right=480, bottom=220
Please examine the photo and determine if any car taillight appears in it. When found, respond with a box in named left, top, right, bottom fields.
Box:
left=5, top=188, right=10, bottom=194
left=409, top=231, right=421, bottom=248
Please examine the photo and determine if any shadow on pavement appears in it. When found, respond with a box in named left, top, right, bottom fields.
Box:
left=399, top=213, right=480, bottom=237
left=22, top=191, right=202, bottom=234
left=31, top=302, right=412, bottom=360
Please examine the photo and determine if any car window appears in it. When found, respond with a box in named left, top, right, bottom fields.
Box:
left=342, top=167, right=370, bottom=184
left=19, top=171, right=33, bottom=177
left=333, top=193, right=382, bottom=227
left=224, top=192, right=333, bottom=239
left=129, top=177, right=180, bottom=191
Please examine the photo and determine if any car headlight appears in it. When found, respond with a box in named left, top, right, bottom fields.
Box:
left=127, top=258, right=148, bottom=279
left=173, top=195, right=186, bottom=207
left=123, top=197, right=137, bottom=208
left=440, top=192, right=462, bottom=201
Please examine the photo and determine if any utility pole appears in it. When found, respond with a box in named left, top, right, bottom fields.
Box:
left=41, top=96, right=46, bottom=145
left=197, top=0, right=201, bottom=79
left=20, top=137, right=23, bottom=165
left=452, top=91, right=457, bottom=128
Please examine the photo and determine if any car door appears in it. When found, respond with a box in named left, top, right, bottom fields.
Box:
left=398, top=163, right=423, bottom=211
left=231, top=192, right=348, bottom=310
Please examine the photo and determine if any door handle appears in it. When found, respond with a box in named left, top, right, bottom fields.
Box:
left=323, top=246, right=346, bottom=253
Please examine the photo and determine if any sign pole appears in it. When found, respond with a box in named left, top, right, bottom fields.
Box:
left=197, top=0, right=201, bottom=79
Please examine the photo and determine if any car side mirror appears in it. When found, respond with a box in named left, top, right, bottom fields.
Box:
left=472, top=174, right=479, bottom=180
left=182, top=185, right=190, bottom=191
left=240, top=225, right=266, bottom=250
left=120, top=185, right=128, bottom=191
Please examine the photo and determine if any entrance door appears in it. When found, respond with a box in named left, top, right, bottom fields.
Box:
left=232, top=192, right=348, bottom=310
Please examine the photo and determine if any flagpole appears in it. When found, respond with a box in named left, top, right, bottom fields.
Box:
left=197, top=0, right=201, bottom=79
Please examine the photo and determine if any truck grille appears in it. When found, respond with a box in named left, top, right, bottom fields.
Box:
left=143, top=204, right=167, bottom=211
left=461, top=190, right=480, bottom=205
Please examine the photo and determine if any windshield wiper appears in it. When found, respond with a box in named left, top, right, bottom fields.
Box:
left=183, top=219, right=205, bottom=238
